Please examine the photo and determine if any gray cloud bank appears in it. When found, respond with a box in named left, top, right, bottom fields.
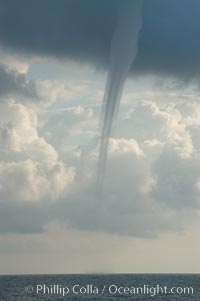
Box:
left=0, top=65, right=37, bottom=98
left=0, top=0, right=200, bottom=79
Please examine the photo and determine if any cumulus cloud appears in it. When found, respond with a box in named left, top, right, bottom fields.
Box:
left=42, top=106, right=95, bottom=147
left=1, top=97, right=200, bottom=236
left=116, top=100, right=195, bottom=158
left=51, top=135, right=197, bottom=237
left=35, top=78, right=92, bottom=108
left=0, top=62, right=92, bottom=110
left=0, top=100, right=75, bottom=205
left=57, top=100, right=200, bottom=236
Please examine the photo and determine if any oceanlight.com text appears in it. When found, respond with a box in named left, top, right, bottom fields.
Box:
left=25, top=283, right=194, bottom=297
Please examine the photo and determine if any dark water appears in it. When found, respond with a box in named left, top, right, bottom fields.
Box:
left=0, top=274, right=199, bottom=300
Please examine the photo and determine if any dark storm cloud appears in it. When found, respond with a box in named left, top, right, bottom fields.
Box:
left=0, top=65, right=38, bottom=98
left=0, top=0, right=116, bottom=66
left=135, top=0, right=200, bottom=79
left=0, top=0, right=199, bottom=79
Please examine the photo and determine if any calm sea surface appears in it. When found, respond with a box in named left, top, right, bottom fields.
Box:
left=0, top=274, right=199, bottom=300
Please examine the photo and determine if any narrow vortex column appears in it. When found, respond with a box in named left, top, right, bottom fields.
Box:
left=96, top=0, right=143, bottom=194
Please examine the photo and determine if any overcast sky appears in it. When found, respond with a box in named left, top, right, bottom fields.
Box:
left=0, top=0, right=200, bottom=274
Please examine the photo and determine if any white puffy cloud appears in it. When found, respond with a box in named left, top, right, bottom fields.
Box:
left=1, top=95, right=200, bottom=237
left=35, top=78, right=92, bottom=108
left=0, top=100, right=75, bottom=202
left=117, top=100, right=197, bottom=158
left=0, top=57, right=94, bottom=112
left=1, top=68, right=200, bottom=239
left=0, top=159, right=75, bottom=202
left=54, top=99, right=200, bottom=237
left=57, top=138, right=186, bottom=237
left=42, top=105, right=96, bottom=148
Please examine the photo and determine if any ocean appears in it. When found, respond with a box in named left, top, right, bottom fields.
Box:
left=0, top=274, right=199, bottom=300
